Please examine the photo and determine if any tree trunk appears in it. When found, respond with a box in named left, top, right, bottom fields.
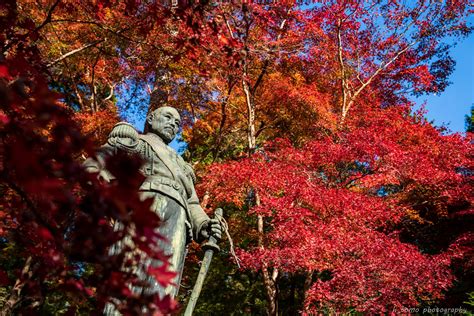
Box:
left=256, top=191, right=278, bottom=316
left=240, top=9, right=288, bottom=311
left=243, top=68, right=278, bottom=315
left=242, top=77, right=256, bottom=153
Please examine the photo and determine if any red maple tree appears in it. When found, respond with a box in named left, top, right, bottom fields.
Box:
left=200, top=104, right=472, bottom=313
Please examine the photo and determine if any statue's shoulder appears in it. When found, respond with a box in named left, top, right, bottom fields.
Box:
left=109, top=122, right=139, bottom=139
left=107, top=122, right=140, bottom=150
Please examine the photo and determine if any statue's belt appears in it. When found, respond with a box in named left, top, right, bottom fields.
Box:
left=144, top=176, right=183, bottom=191
left=139, top=176, right=194, bottom=243
left=140, top=176, right=187, bottom=210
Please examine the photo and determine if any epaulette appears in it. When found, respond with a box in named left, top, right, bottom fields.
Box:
left=108, top=122, right=139, bottom=140
left=107, top=122, right=140, bottom=151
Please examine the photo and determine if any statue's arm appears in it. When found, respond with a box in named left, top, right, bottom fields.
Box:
left=184, top=164, right=222, bottom=242
left=83, top=122, right=141, bottom=182
left=188, top=189, right=211, bottom=242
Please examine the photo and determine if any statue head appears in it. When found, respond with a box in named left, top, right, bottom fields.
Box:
left=146, top=106, right=181, bottom=144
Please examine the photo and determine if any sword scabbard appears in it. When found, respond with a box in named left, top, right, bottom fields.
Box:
left=184, top=208, right=223, bottom=316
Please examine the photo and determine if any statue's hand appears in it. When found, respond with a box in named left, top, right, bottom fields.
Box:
left=200, top=218, right=222, bottom=241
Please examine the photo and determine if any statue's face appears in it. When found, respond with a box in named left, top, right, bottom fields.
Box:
left=148, top=107, right=181, bottom=144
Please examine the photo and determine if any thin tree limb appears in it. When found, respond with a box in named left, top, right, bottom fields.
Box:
left=212, top=78, right=236, bottom=161
left=34, top=0, right=61, bottom=34
left=2, top=0, right=61, bottom=53
left=337, top=19, right=349, bottom=122
left=90, top=54, right=100, bottom=112
left=46, top=39, right=105, bottom=68
left=103, top=84, right=115, bottom=101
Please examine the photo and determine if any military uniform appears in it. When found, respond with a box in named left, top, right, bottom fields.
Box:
left=84, top=122, right=210, bottom=300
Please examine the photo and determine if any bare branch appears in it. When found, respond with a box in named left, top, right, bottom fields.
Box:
left=90, top=54, right=100, bottom=112
left=341, top=41, right=417, bottom=124
left=34, top=0, right=61, bottom=33
left=49, top=19, right=170, bottom=53
left=223, top=14, right=236, bottom=39
left=46, top=39, right=105, bottom=68
left=353, top=41, right=416, bottom=101
left=2, top=0, right=61, bottom=53
left=104, top=84, right=115, bottom=101
left=212, top=78, right=236, bottom=161
left=337, top=19, right=349, bottom=121
left=251, top=8, right=291, bottom=95
left=251, top=60, right=269, bottom=95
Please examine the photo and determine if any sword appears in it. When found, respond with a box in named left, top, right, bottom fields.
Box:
left=184, top=208, right=223, bottom=316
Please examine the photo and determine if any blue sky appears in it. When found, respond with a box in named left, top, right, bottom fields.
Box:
left=415, top=31, right=473, bottom=133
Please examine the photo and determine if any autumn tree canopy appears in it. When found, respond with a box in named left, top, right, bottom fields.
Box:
left=1, top=0, right=473, bottom=314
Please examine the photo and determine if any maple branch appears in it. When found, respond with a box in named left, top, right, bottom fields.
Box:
left=90, top=54, right=100, bottom=112
left=60, top=18, right=132, bottom=40
left=189, top=102, right=197, bottom=123
left=49, top=19, right=170, bottom=65
left=34, top=0, right=61, bottom=34
left=242, top=74, right=255, bottom=152
left=251, top=9, right=290, bottom=96
left=57, top=56, right=86, bottom=110
left=242, top=11, right=290, bottom=314
left=353, top=41, right=417, bottom=99
left=72, top=77, right=85, bottom=110
left=103, top=84, right=115, bottom=101
left=49, top=19, right=163, bottom=51
left=340, top=40, right=417, bottom=125
left=228, top=13, right=242, bottom=38
left=2, top=0, right=61, bottom=53
left=337, top=2, right=439, bottom=126
left=241, top=8, right=256, bottom=153
left=355, top=50, right=364, bottom=85
left=46, top=39, right=105, bottom=68
left=391, top=2, right=430, bottom=45
left=223, top=14, right=235, bottom=39
left=255, top=192, right=278, bottom=315
left=212, top=78, right=236, bottom=161
left=271, top=268, right=279, bottom=282
left=337, top=19, right=349, bottom=124
left=251, top=60, right=269, bottom=96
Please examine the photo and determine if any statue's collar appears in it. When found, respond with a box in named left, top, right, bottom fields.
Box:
left=145, top=132, right=167, bottom=145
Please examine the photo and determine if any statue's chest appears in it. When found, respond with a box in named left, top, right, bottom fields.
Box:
left=139, top=141, right=185, bottom=178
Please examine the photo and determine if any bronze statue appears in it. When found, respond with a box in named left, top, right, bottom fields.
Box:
left=83, top=106, right=222, bottom=306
